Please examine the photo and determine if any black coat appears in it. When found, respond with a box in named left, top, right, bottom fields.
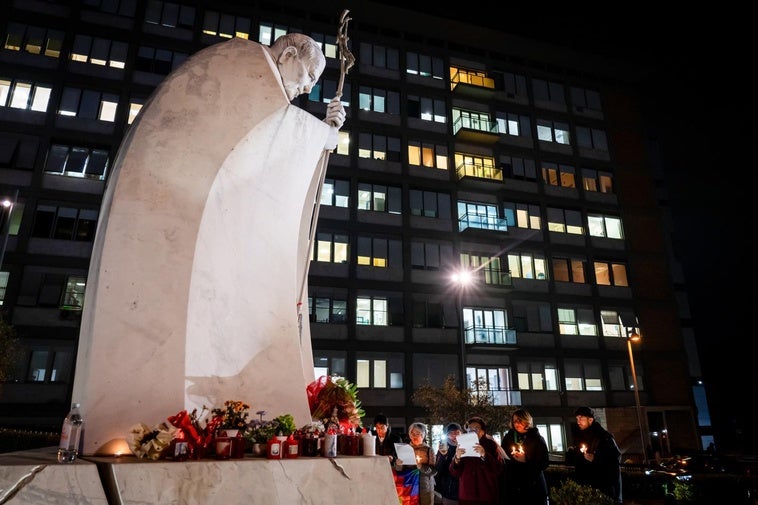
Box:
left=434, top=442, right=459, bottom=500
left=375, top=428, right=402, bottom=462
left=570, top=421, right=622, bottom=503
left=500, top=427, right=549, bottom=505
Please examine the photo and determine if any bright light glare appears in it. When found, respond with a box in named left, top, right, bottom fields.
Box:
left=451, top=270, right=473, bottom=286
left=1, top=200, right=11, bottom=208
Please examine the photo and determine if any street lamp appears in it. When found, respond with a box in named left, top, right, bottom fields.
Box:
left=622, top=316, right=647, bottom=465
left=0, top=189, right=18, bottom=271
left=451, top=269, right=473, bottom=387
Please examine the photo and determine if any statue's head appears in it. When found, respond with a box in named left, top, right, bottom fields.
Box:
left=270, top=33, right=327, bottom=101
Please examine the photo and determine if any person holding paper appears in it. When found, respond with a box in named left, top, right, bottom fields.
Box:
left=449, top=416, right=502, bottom=505
left=394, top=422, right=436, bottom=505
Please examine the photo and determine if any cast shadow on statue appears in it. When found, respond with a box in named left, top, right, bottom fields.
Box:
left=184, top=344, right=302, bottom=413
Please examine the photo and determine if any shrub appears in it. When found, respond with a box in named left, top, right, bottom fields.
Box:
left=549, top=478, right=615, bottom=505
left=665, top=479, right=695, bottom=502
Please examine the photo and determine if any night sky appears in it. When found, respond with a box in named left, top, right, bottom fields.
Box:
left=370, top=3, right=755, bottom=453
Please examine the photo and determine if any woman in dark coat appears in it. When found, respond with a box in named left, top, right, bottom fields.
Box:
left=500, top=408, right=549, bottom=505
left=449, top=417, right=502, bottom=505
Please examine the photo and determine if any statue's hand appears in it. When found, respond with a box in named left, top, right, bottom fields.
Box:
left=324, top=96, right=346, bottom=129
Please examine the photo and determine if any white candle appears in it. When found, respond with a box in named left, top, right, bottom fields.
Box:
left=362, top=434, right=376, bottom=456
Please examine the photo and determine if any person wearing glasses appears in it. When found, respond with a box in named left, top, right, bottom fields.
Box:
left=500, top=408, right=549, bottom=505
left=394, top=422, right=436, bottom=505
left=449, top=416, right=502, bottom=505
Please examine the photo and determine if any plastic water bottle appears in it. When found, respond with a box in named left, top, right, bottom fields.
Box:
left=57, top=403, right=84, bottom=463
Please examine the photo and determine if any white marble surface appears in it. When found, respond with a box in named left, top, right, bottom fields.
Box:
left=71, top=38, right=329, bottom=455
left=101, top=456, right=397, bottom=505
left=0, top=447, right=108, bottom=505
left=0, top=448, right=398, bottom=505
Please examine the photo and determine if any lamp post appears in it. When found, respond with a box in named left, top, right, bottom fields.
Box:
left=451, top=269, right=473, bottom=388
left=0, top=189, right=18, bottom=271
left=623, top=318, right=647, bottom=465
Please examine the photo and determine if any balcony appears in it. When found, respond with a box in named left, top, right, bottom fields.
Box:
left=452, top=115, right=500, bottom=144
left=455, top=160, right=503, bottom=182
left=464, top=326, right=517, bottom=345
left=470, top=389, right=522, bottom=406
left=458, top=212, right=508, bottom=233
left=450, top=68, right=496, bottom=100
left=475, top=268, right=513, bottom=288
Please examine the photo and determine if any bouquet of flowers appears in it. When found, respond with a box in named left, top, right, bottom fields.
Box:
left=127, top=421, right=177, bottom=459
left=167, top=406, right=220, bottom=457
left=245, top=411, right=297, bottom=443
left=299, top=420, right=325, bottom=437
left=307, top=375, right=364, bottom=434
left=211, top=400, right=250, bottom=430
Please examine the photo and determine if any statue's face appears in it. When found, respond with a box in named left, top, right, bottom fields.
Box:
left=279, top=48, right=322, bottom=101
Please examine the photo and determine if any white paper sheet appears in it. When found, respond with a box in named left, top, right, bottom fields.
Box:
left=455, top=432, right=481, bottom=457
left=394, top=443, right=417, bottom=464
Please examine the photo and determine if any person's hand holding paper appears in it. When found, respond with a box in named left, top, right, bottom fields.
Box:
left=455, top=432, right=481, bottom=457
left=394, top=443, right=416, bottom=465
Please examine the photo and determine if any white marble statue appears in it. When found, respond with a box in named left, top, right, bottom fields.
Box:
left=71, top=33, right=346, bottom=455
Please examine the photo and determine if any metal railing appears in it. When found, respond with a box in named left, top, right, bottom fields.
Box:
left=455, top=161, right=503, bottom=181
left=452, top=116, right=499, bottom=136
left=458, top=212, right=508, bottom=232
left=464, top=326, right=517, bottom=345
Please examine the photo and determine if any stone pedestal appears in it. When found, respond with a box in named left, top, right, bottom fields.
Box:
left=0, top=448, right=398, bottom=505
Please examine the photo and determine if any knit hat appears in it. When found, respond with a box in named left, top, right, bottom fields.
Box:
left=574, top=406, right=595, bottom=418
left=445, top=422, right=462, bottom=433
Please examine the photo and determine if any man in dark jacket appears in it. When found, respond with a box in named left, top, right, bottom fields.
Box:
left=435, top=422, right=462, bottom=504
left=373, top=413, right=401, bottom=463
left=570, top=407, right=622, bottom=503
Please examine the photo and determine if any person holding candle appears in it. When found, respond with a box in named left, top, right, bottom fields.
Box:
left=499, top=408, right=549, bottom=505
left=570, top=406, right=622, bottom=504
left=435, top=422, right=462, bottom=505
left=394, top=422, right=436, bottom=505
left=450, top=416, right=502, bottom=505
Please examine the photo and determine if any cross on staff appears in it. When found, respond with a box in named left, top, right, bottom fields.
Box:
left=336, top=9, right=355, bottom=99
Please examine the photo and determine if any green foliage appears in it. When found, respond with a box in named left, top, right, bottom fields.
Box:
left=273, top=414, right=296, bottom=436
left=0, top=316, right=20, bottom=390
left=245, top=413, right=297, bottom=443
left=331, top=375, right=365, bottom=420
left=410, top=375, right=514, bottom=434
left=666, top=479, right=696, bottom=501
left=549, top=479, right=614, bottom=505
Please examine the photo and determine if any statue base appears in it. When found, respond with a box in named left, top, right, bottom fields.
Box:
left=0, top=447, right=398, bottom=504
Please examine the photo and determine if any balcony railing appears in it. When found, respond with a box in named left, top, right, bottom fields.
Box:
left=455, top=161, right=503, bottom=182
left=470, top=389, right=522, bottom=406
left=458, top=212, right=508, bottom=232
left=450, top=70, right=496, bottom=91
left=464, top=326, right=517, bottom=345
left=452, top=116, right=499, bottom=136
left=478, top=268, right=513, bottom=287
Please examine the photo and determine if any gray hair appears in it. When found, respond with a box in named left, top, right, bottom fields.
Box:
left=408, top=422, right=427, bottom=438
